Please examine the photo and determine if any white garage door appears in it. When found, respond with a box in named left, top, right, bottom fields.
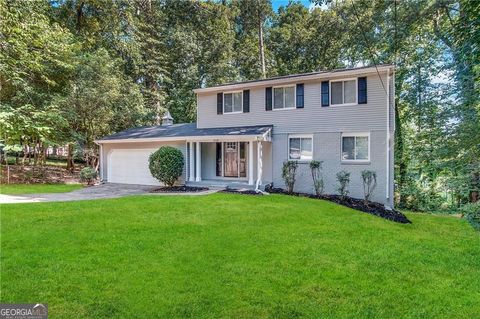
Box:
left=108, top=149, right=160, bottom=185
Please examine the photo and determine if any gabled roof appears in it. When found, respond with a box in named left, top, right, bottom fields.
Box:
left=96, top=123, right=273, bottom=143
left=194, top=64, right=394, bottom=94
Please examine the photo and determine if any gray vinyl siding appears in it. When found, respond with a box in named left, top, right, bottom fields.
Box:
left=197, top=72, right=390, bottom=133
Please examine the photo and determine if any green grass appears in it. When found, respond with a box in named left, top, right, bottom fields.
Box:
left=1, top=194, right=479, bottom=318
left=0, top=183, right=83, bottom=195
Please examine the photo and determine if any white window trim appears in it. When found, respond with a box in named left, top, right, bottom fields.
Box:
left=273, top=85, right=296, bottom=110
left=288, top=134, right=313, bottom=161
left=341, top=132, right=370, bottom=163
left=330, top=77, right=358, bottom=106
left=223, top=91, right=243, bottom=114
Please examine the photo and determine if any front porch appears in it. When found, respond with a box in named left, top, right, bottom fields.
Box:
left=184, top=132, right=272, bottom=191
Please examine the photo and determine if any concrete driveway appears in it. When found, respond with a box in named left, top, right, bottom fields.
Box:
left=0, top=183, right=154, bottom=204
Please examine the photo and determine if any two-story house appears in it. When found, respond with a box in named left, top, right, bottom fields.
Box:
left=97, top=64, right=395, bottom=207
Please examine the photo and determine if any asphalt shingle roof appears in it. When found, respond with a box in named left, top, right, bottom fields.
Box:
left=98, top=123, right=273, bottom=141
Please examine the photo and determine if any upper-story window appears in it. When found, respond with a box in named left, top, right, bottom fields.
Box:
left=224, top=91, right=243, bottom=114
left=273, top=86, right=296, bottom=109
left=331, top=78, right=357, bottom=106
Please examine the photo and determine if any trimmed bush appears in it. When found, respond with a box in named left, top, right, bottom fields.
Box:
left=460, top=202, right=480, bottom=230
left=336, top=170, right=350, bottom=199
left=361, top=170, right=377, bottom=203
left=149, top=146, right=184, bottom=187
left=310, top=160, right=324, bottom=196
left=80, top=167, right=97, bottom=185
left=282, top=161, right=298, bottom=193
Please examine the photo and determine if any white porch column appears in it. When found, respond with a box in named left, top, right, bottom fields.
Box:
left=188, top=142, right=195, bottom=182
left=255, top=140, right=263, bottom=190
left=195, top=141, right=202, bottom=182
left=248, top=141, right=254, bottom=185
left=99, top=144, right=104, bottom=181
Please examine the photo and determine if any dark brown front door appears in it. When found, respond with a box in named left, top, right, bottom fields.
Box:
left=224, top=142, right=238, bottom=177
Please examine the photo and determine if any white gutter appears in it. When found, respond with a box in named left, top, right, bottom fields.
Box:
left=194, top=65, right=393, bottom=94
left=386, top=71, right=391, bottom=203
left=95, top=133, right=270, bottom=144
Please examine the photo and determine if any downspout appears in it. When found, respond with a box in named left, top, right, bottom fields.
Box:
left=386, top=71, right=391, bottom=206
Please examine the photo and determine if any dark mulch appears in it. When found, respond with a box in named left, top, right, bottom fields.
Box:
left=220, top=188, right=263, bottom=195
left=265, top=186, right=411, bottom=224
left=150, top=186, right=209, bottom=193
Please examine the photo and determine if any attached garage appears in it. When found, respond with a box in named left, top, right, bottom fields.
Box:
left=107, top=149, right=159, bottom=185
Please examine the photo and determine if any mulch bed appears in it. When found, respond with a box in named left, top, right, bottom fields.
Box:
left=150, top=186, right=209, bottom=193
left=265, top=186, right=411, bottom=224
left=220, top=188, right=263, bottom=195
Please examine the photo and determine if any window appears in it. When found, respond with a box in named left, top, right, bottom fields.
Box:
left=331, top=79, right=357, bottom=105
left=273, top=86, right=295, bottom=109
left=289, top=135, right=313, bottom=160
left=224, top=92, right=243, bottom=113
left=342, top=134, right=369, bottom=161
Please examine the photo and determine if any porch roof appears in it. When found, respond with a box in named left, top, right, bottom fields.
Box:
left=96, top=123, right=273, bottom=143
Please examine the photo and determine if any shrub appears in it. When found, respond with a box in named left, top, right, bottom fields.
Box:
left=459, top=202, right=480, bottom=231
left=149, top=146, right=184, bottom=187
left=336, top=170, right=350, bottom=199
left=80, top=167, right=97, bottom=185
left=361, top=170, right=377, bottom=203
left=310, top=160, right=324, bottom=196
left=282, top=161, right=298, bottom=193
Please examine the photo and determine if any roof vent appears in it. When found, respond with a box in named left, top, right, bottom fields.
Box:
left=161, top=110, right=174, bottom=126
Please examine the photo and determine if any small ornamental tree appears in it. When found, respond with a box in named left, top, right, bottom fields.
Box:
left=282, top=160, right=298, bottom=193
left=310, top=160, right=324, bottom=196
left=80, top=167, right=97, bottom=185
left=149, top=146, right=184, bottom=187
left=361, top=170, right=377, bottom=203
left=336, top=170, right=350, bottom=199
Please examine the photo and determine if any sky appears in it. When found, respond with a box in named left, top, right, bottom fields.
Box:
left=271, top=0, right=312, bottom=12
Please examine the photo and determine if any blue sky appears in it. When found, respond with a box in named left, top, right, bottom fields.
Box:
left=271, top=0, right=311, bottom=12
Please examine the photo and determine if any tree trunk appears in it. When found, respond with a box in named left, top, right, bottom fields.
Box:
left=67, top=144, right=75, bottom=172
left=258, top=7, right=266, bottom=79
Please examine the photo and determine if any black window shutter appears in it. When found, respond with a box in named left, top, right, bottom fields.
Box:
left=321, top=81, right=329, bottom=107
left=243, top=90, right=250, bottom=113
left=296, top=83, right=304, bottom=108
left=265, top=87, right=272, bottom=111
left=358, top=77, right=367, bottom=104
left=217, top=93, right=223, bottom=114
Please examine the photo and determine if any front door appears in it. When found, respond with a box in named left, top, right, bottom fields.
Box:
left=224, top=142, right=239, bottom=177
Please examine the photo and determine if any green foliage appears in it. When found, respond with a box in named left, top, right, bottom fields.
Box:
left=336, top=170, right=350, bottom=199
left=309, top=160, right=324, bottom=196
left=79, top=167, right=97, bottom=185
left=361, top=170, right=377, bottom=202
left=460, top=202, right=480, bottom=231
left=282, top=161, right=298, bottom=193
left=149, top=146, right=184, bottom=187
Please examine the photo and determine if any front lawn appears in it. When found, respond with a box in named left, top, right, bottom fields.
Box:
left=0, top=183, right=83, bottom=195
left=1, top=194, right=479, bottom=318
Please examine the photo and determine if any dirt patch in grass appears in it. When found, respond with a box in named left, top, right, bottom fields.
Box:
left=150, top=186, right=209, bottom=193
left=265, top=186, right=411, bottom=224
